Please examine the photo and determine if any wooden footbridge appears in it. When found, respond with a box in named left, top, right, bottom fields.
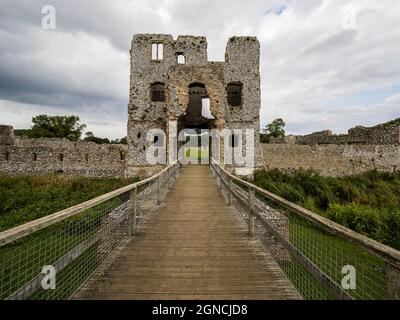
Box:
left=76, top=165, right=299, bottom=299
left=0, top=161, right=399, bottom=300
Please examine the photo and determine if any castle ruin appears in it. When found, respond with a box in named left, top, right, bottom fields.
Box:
left=1, top=34, right=399, bottom=178
left=126, top=34, right=262, bottom=177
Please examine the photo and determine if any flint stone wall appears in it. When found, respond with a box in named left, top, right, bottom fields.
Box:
left=262, top=144, right=400, bottom=176
left=0, top=127, right=127, bottom=177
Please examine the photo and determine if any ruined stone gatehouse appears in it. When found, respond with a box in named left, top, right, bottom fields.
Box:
left=127, top=34, right=262, bottom=177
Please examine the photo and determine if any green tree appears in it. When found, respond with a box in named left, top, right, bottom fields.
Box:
left=263, top=118, right=286, bottom=138
left=119, top=136, right=127, bottom=144
left=83, top=131, right=110, bottom=144
left=13, top=129, right=32, bottom=137
left=30, top=115, right=86, bottom=141
left=85, top=131, right=94, bottom=139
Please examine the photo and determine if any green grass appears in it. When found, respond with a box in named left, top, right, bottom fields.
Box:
left=253, top=169, right=400, bottom=251
left=0, top=183, right=130, bottom=299
left=0, top=174, right=139, bottom=232
left=0, top=174, right=140, bottom=299
left=184, top=148, right=209, bottom=161
left=284, top=215, right=387, bottom=300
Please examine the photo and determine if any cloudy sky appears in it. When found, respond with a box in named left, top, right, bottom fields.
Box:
left=0, top=0, right=399, bottom=139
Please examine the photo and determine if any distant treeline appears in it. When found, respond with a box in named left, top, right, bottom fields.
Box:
left=13, top=114, right=127, bottom=144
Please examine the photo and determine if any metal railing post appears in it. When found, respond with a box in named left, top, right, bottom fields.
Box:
left=129, top=186, right=137, bottom=235
left=167, top=167, right=170, bottom=190
left=387, top=263, right=400, bottom=300
left=248, top=188, right=255, bottom=236
left=157, top=176, right=160, bottom=205
left=228, top=176, right=233, bottom=206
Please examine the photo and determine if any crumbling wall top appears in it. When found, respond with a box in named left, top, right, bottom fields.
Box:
left=0, top=125, right=16, bottom=145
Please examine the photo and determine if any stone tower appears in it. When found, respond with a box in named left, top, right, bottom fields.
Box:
left=127, top=34, right=262, bottom=177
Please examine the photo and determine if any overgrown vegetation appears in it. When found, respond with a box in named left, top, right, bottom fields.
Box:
left=253, top=169, right=400, bottom=250
left=0, top=175, right=139, bottom=231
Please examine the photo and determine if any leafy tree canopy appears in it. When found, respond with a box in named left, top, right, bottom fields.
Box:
left=29, top=115, right=86, bottom=141
left=386, top=118, right=400, bottom=126
left=262, top=118, right=286, bottom=141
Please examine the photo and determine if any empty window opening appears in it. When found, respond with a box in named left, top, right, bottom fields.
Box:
left=120, top=151, right=125, bottom=161
left=227, top=83, right=242, bottom=106
left=152, top=43, right=164, bottom=60
left=201, top=97, right=214, bottom=120
left=157, top=44, right=163, bottom=60
left=137, top=132, right=142, bottom=139
left=229, top=134, right=239, bottom=148
left=151, top=82, right=165, bottom=102
left=143, top=146, right=146, bottom=151
left=85, top=154, right=89, bottom=161
left=59, top=154, right=64, bottom=162
left=181, top=83, right=210, bottom=128
left=153, top=134, right=164, bottom=147
left=33, top=153, right=37, bottom=161
left=5, top=152, right=9, bottom=161
left=177, top=53, right=185, bottom=64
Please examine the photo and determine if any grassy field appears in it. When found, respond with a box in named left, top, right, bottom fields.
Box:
left=0, top=174, right=139, bottom=232
left=184, top=147, right=209, bottom=161
left=283, top=215, right=388, bottom=300
left=253, top=169, right=400, bottom=251
left=0, top=174, right=138, bottom=299
left=251, top=169, right=394, bottom=299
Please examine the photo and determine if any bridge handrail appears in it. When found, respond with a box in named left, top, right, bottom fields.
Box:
left=210, top=158, right=400, bottom=268
left=0, top=160, right=180, bottom=247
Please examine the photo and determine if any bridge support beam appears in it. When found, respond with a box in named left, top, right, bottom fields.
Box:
left=157, top=176, right=160, bottom=205
left=228, top=177, right=233, bottom=206
left=248, top=188, right=255, bottom=236
left=129, top=187, right=137, bottom=235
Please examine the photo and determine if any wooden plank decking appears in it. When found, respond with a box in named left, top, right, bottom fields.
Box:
left=75, top=165, right=300, bottom=300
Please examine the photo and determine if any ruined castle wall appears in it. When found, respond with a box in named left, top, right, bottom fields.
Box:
left=296, top=124, right=400, bottom=146
left=224, top=37, right=262, bottom=167
left=347, top=125, right=400, bottom=145
left=262, top=144, right=400, bottom=176
left=0, top=125, right=16, bottom=145
left=224, top=37, right=261, bottom=123
left=127, top=34, right=263, bottom=175
left=167, top=63, right=225, bottom=123
left=127, top=34, right=210, bottom=175
left=0, top=135, right=127, bottom=177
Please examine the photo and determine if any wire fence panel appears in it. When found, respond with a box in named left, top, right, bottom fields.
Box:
left=210, top=160, right=400, bottom=300
left=0, top=192, right=129, bottom=300
left=0, top=161, right=181, bottom=300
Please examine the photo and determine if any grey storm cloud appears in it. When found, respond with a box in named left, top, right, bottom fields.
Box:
left=0, top=0, right=399, bottom=138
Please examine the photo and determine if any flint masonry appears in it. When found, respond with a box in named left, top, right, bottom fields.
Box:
left=126, top=34, right=263, bottom=177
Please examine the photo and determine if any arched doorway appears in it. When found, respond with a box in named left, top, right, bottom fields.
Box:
left=178, top=83, right=215, bottom=163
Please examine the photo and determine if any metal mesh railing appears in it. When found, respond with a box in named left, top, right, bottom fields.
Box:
left=0, top=161, right=181, bottom=300
left=210, top=159, right=400, bottom=300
